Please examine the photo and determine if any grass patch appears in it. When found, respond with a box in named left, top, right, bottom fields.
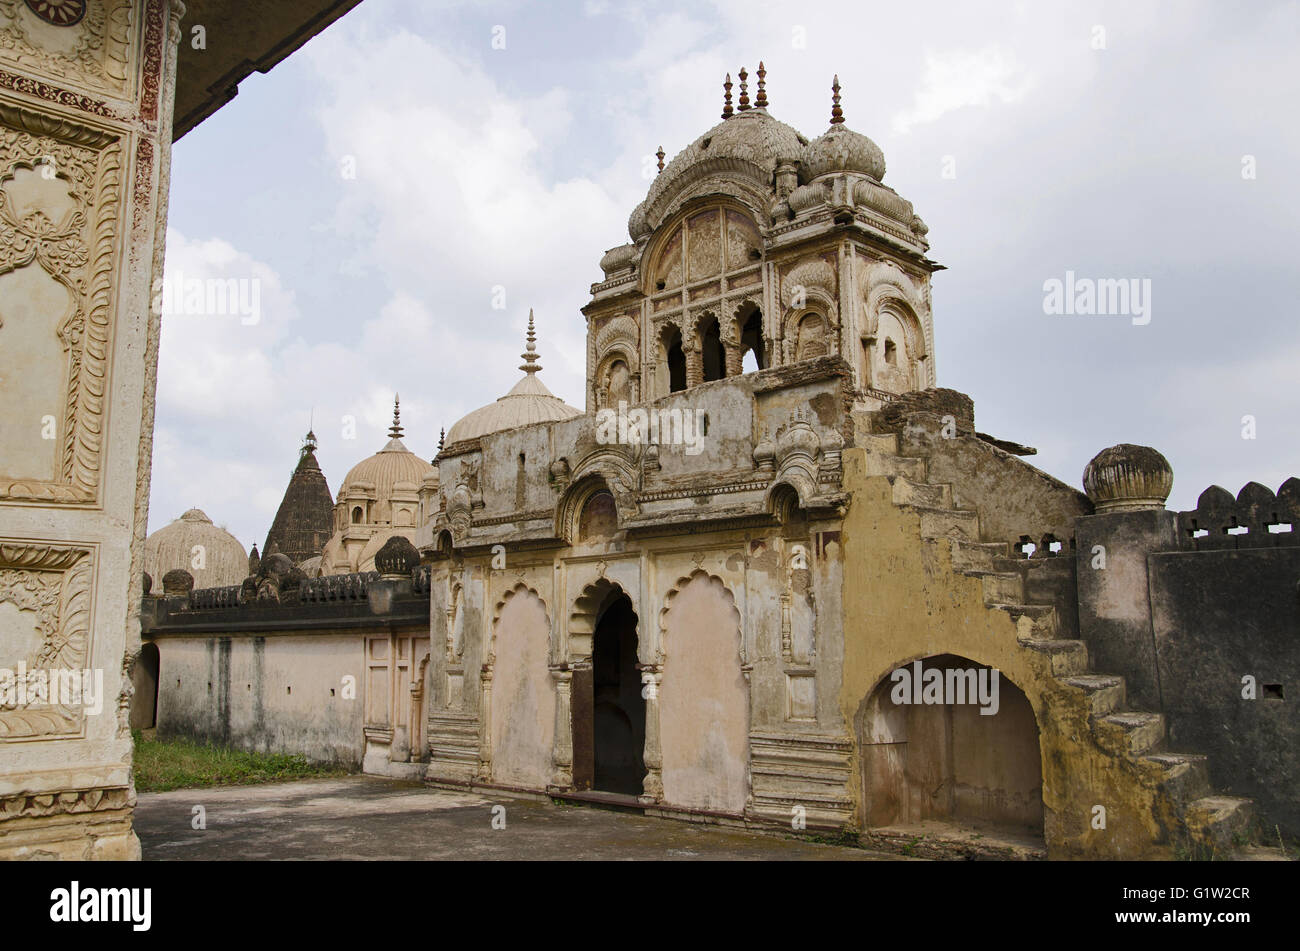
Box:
left=132, top=730, right=352, bottom=793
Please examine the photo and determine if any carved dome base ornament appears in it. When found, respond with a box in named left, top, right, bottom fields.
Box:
left=24, top=0, right=87, bottom=26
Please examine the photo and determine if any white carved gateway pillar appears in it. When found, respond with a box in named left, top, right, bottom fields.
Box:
left=476, top=658, right=494, bottom=781
left=0, top=0, right=185, bottom=860
left=639, top=664, right=663, bottom=803
left=549, top=665, right=572, bottom=789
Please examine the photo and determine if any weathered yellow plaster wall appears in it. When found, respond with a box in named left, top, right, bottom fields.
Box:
left=838, top=448, right=1188, bottom=858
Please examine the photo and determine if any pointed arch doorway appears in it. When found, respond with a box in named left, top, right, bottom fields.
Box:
left=571, top=585, right=646, bottom=795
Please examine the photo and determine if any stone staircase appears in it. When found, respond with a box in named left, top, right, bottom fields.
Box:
left=859, top=430, right=1257, bottom=856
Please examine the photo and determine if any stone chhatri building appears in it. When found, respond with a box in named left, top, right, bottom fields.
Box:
left=136, top=68, right=1298, bottom=860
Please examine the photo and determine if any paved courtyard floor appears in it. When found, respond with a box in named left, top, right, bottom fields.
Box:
left=135, top=775, right=896, bottom=861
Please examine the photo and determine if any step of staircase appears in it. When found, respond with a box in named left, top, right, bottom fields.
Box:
left=1062, top=674, right=1126, bottom=716
left=1184, top=796, right=1255, bottom=854
left=1143, top=752, right=1212, bottom=803
left=1095, top=712, right=1166, bottom=756
left=911, top=506, right=979, bottom=543
left=1017, top=636, right=1089, bottom=675
left=950, top=540, right=1009, bottom=572
left=890, top=476, right=952, bottom=509
left=991, top=602, right=1058, bottom=638
left=962, top=568, right=1025, bottom=604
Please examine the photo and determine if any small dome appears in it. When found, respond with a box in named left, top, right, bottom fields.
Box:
left=338, top=397, right=436, bottom=517
left=374, top=534, right=420, bottom=577
left=144, top=509, right=247, bottom=590
left=444, top=310, right=580, bottom=446
left=340, top=441, right=434, bottom=502
left=800, top=124, right=885, bottom=183
left=357, top=529, right=418, bottom=573
left=1083, top=444, right=1173, bottom=512
left=161, top=569, right=194, bottom=596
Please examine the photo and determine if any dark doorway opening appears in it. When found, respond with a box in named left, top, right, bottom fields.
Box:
left=586, top=593, right=645, bottom=795
left=740, top=306, right=764, bottom=371
left=701, top=316, right=724, bottom=382
left=665, top=328, right=686, bottom=392
left=133, top=641, right=160, bottom=730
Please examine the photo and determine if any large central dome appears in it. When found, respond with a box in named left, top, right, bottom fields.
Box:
left=444, top=311, right=580, bottom=447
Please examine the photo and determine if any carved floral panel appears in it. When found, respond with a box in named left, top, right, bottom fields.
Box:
left=0, top=103, right=122, bottom=503
left=0, top=0, right=136, bottom=99
left=0, top=540, right=95, bottom=739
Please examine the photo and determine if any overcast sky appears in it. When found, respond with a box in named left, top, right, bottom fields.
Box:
left=149, top=0, right=1300, bottom=549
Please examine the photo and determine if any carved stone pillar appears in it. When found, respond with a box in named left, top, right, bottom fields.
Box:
left=684, top=343, right=702, bottom=388
left=549, top=665, right=573, bottom=789
left=0, top=0, right=186, bottom=861
left=476, top=662, right=494, bottom=781
left=724, top=342, right=743, bottom=377
left=638, top=665, right=664, bottom=803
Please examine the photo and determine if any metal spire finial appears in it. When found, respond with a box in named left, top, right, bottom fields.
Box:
left=755, top=61, right=767, bottom=108
left=722, top=73, right=733, bottom=118
left=738, top=67, right=750, bottom=111
left=656, top=145, right=665, bottom=173
left=830, top=74, right=844, bottom=125
left=389, top=394, right=403, bottom=439
left=520, top=309, right=542, bottom=375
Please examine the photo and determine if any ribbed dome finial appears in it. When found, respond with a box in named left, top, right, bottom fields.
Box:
left=656, top=145, right=665, bottom=173
left=389, top=394, right=403, bottom=439
left=438, top=427, right=445, bottom=452
left=722, top=73, right=733, bottom=118
left=755, top=61, right=767, bottom=109
left=830, top=74, right=844, bottom=125
left=737, top=67, right=750, bottom=111
left=520, top=309, right=541, bottom=375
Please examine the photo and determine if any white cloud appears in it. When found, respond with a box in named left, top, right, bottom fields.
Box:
left=891, top=47, right=1034, bottom=135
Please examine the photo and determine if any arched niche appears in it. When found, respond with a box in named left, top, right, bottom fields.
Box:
left=855, top=653, right=1043, bottom=836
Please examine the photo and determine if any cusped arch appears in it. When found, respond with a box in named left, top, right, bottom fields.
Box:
left=488, top=581, right=551, bottom=663
left=658, top=568, right=745, bottom=666
left=568, top=576, right=636, bottom=664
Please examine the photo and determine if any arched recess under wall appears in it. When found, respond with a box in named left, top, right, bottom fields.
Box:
left=659, top=570, right=748, bottom=814
left=857, top=653, right=1043, bottom=837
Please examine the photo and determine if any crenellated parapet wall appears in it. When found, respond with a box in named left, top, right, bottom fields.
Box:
left=1075, top=445, right=1300, bottom=840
